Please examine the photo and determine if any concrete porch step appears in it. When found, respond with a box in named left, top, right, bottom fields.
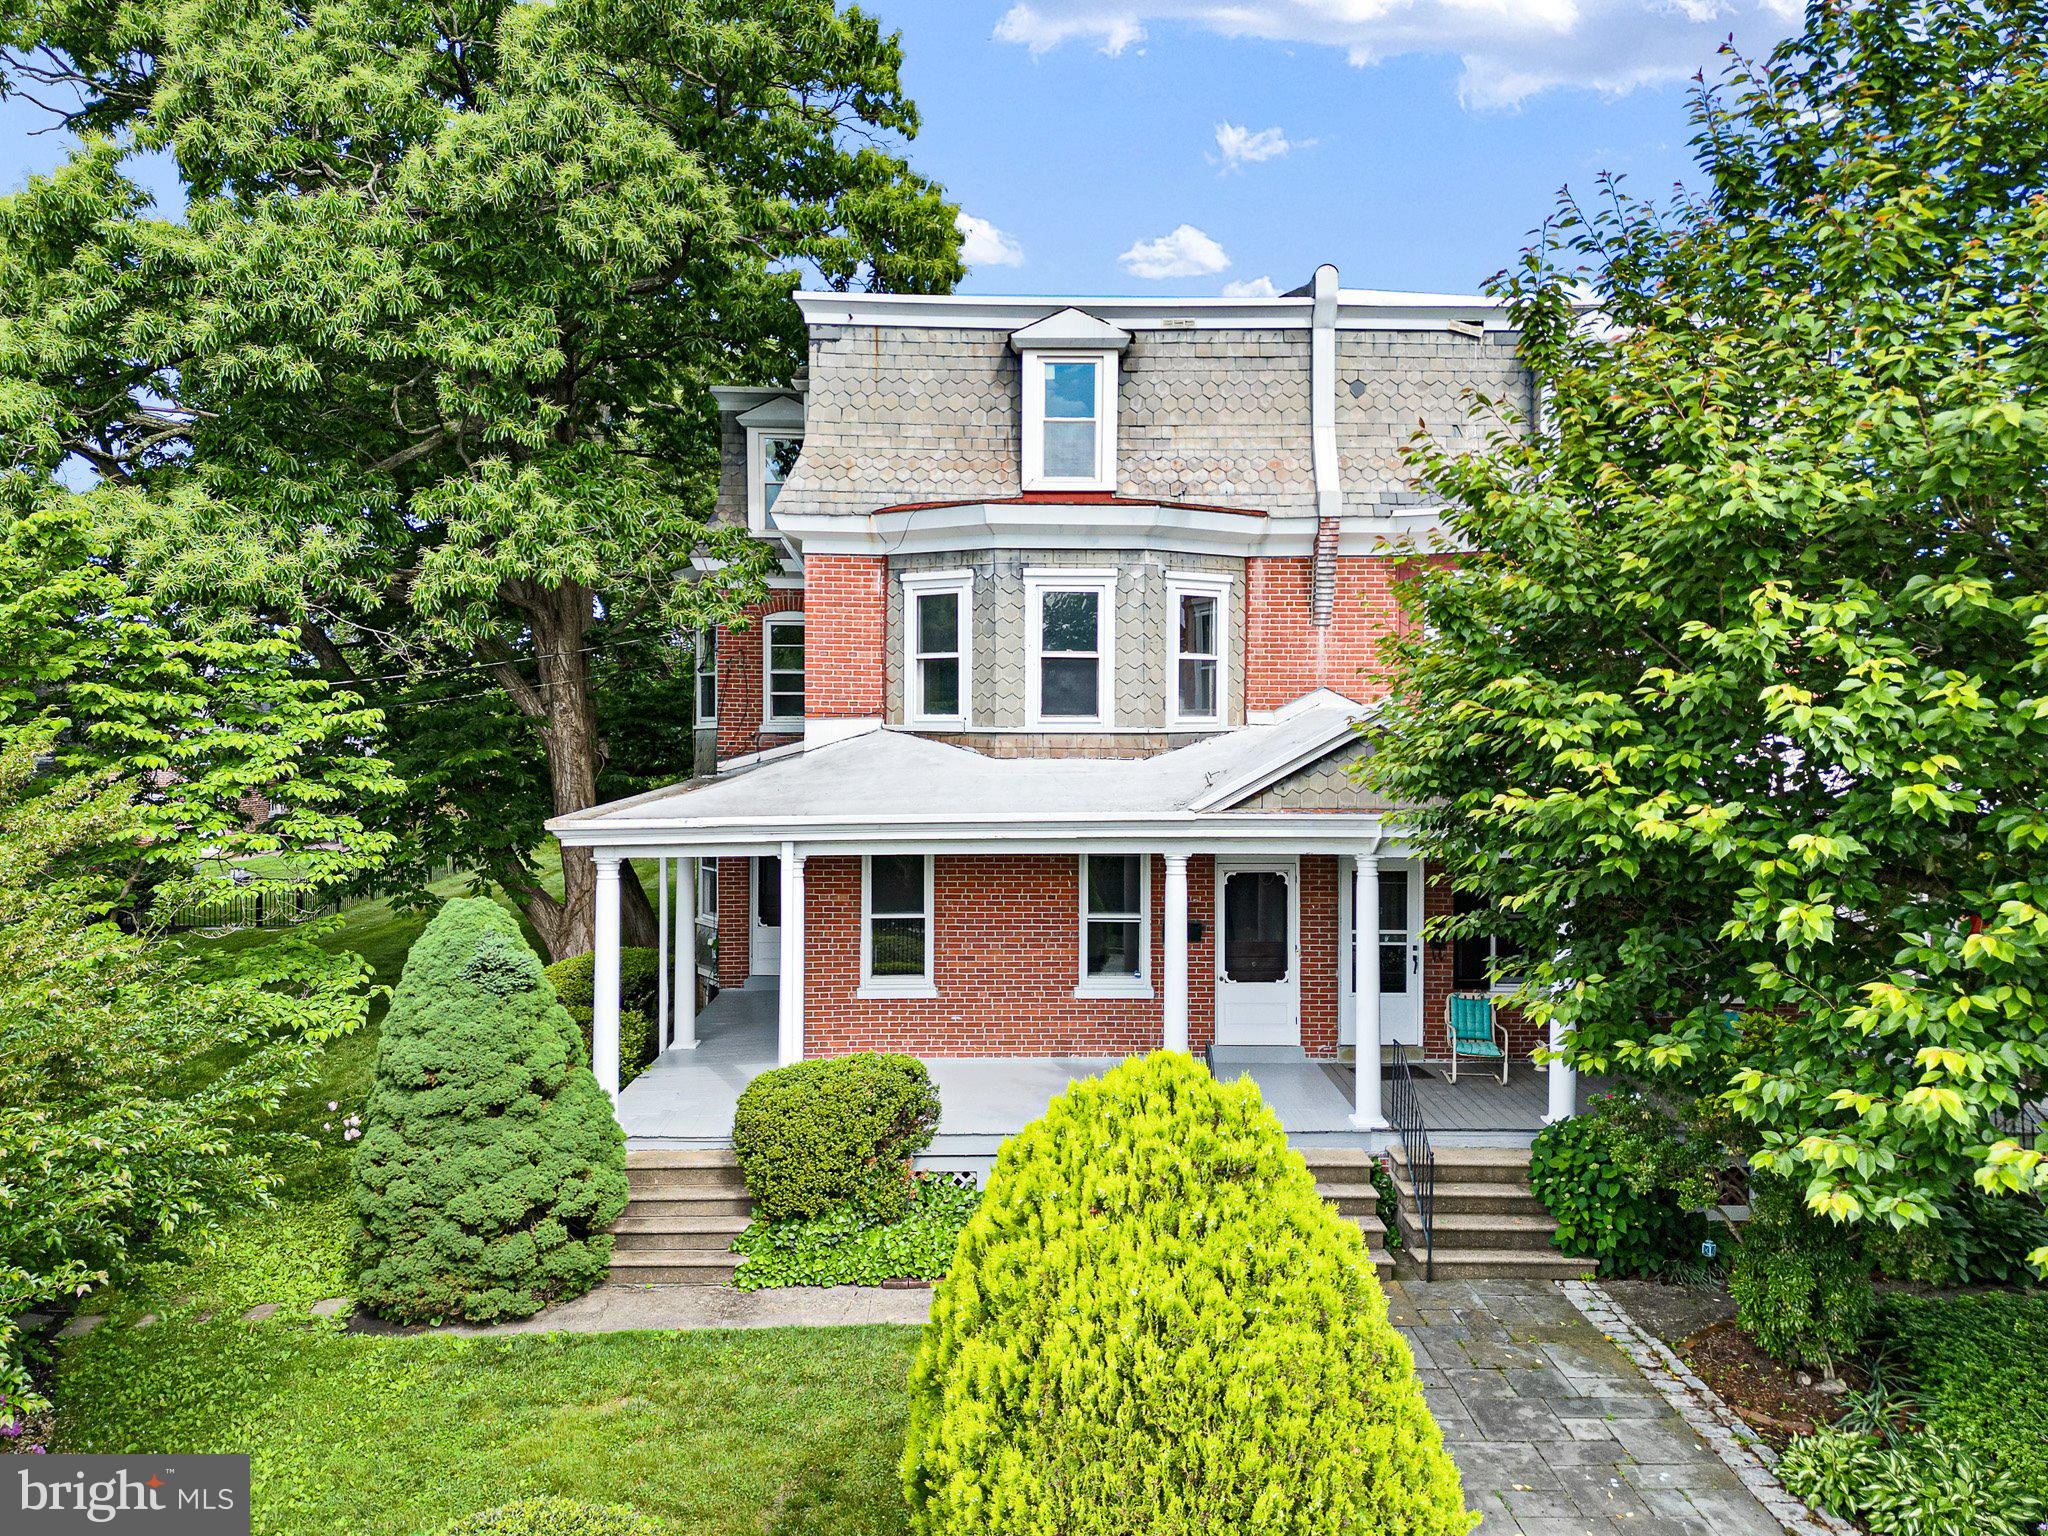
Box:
left=608, top=1252, right=743, bottom=1285
left=1315, top=1180, right=1380, bottom=1217
left=1388, top=1173, right=1549, bottom=1218
left=1397, top=1209, right=1560, bottom=1254
left=1393, top=1145, right=1536, bottom=1185
left=1395, top=1247, right=1593, bottom=1282
left=621, top=1190, right=754, bottom=1219
left=612, top=1215, right=751, bottom=1253
left=624, top=1150, right=748, bottom=1195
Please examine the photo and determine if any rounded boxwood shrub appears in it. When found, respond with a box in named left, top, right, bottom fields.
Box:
left=732, top=1052, right=941, bottom=1222
left=432, top=1498, right=662, bottom=1536
left=903, top=1052, right=1475, bottom=1536
left=1528, top=1088, right=1714, bottom=1277
left=352, top=898, right=630, bottom=1324
left=1728, top=1179, right=1875, bottom=1370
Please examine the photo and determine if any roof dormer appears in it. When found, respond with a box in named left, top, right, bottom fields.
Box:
left=1009, top=308, right=1131, bottom=494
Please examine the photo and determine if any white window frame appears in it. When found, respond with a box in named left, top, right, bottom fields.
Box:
left=858, top=853, right=937, bottom=998
left=761, top=612, right=806, bottom=730
left=1025, top=568, right=1117, bottom=730
left=1021, top=351, right=1117, bottom=492
left=1166, top=573, right=1232, bottom=728
left=1076, top=853, right=1152, bottom=1000
left=694, top=859, right=718, bottom=976
left=900, top=569, right=974, bottom=729
left=745, top=427, right=804, bottom=535
left=695, top=627, right=718, bottom=726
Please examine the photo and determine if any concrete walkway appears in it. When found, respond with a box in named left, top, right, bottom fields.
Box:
left=468, top=1275, right=1794, bottom=1536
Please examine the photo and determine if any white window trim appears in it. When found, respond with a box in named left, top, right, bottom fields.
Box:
left=695, top=860, right=718, bottom=977
left=1021, top=351, right=1117, bottom=492
left=761, top=612, right=806, bottom=731
left=1076, top=853, right=1152, bottom=1000
left=900, top=569, right=974, bottom=730
left=858, top=853, right=938, bottom=999
left=745, top=426, right=803, bottom=535
left=1166, top=572, right=1232, bottom=728
left=695, top=627, right=718, bottom=726
left=1024, top=568, right=1118, bottom=730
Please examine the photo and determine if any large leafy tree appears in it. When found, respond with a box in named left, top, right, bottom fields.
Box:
left=1368, top=0, right=2048, bottom=1261
left=0, top=0, right=962, bottom=957
left=0, top=725, right=375, bottom=1403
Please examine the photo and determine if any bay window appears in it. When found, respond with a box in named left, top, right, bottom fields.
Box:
left=1168, top=574, right=1230, bottom=726
left=901, top=571, right=973, bottom=728
left=1026, top=571, right=1116, bottom=728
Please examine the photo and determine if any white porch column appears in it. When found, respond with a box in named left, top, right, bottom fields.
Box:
left=1544, top=1016, right=1578, bottom=1123
left=1162, top=853, right=1190, bottom=1055
left=592, top=853, right=623, bottom=1102
left=674, top=857, right=698, bottom=1050
left=1351, top=851, right=1387, bottom=1129
left=655, top=855, right=670, bottom=1046
left=777, top=844, right=805, bottom=1067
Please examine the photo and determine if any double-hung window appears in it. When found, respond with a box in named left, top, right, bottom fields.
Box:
left=1452, top=889, right=1526, bottom=992
left=694, top=628, right=718, bottom=724
left=695, top=860, right=718, bottom=973
left=861, top=854, right=935, bottom=996
left=1021, top=353, right=1116, bottom=491
left=760, top=436, right=800, bottom=513
left=901, top=571, right=972, bottom=728
left=762, top=613, right=805, bottom=728
left=1026, top=570, right=1116, bottom=728
left=735, top=391, right=805, bottom=535
left=1078, top=854, right=1149, bottom=996
left=1167, top=574, right=1230, bottom=726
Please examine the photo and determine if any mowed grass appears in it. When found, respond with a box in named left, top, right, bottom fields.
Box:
left=51, top=853, right=916, bottom=1536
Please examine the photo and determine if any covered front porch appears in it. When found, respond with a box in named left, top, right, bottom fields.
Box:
left=615, top=975, right=1571, bottom=1161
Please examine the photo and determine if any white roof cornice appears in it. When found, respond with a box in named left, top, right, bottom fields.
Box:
left=793, top=288, right=1513, bottom=335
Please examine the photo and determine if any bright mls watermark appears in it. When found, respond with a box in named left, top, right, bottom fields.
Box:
left=9, top=1455, right=249, bottom=1534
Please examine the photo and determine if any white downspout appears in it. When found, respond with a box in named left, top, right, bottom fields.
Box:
left=1309, top=263, right=1342, bottom=628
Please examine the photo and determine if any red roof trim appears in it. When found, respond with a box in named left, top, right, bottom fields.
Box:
left=869, top=493, right=1268, bottom=518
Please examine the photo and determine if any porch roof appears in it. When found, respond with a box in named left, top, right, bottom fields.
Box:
left=549, top=692, right=1400, bottom=853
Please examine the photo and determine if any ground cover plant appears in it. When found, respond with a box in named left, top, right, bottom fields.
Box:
left=904, top=1052, right=1474, bottom=1536
left=731, top=1173, right=978, bottom=1291
left=352, top=900, right=627, bottom=1324
left=1528, top=1088, right=1716, bottom=1277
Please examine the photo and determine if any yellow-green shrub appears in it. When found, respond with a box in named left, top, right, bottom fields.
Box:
left=902, top=1052, right=1474, bottom=1536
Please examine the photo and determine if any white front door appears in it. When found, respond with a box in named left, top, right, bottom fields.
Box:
left=1214, top=859, right=1300, bottom=1047
left=1340, top=858, right=1423, bottom=1048
left=749, top=855, right=781, bottom=976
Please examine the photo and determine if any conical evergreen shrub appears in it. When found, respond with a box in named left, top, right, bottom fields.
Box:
left=904, top=1051, right=1475, bottom=1536
left=352, top=898, right=629, bottom=1323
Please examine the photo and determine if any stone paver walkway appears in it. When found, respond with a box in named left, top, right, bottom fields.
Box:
left=1386, top=1278, right=1787, bottom=1536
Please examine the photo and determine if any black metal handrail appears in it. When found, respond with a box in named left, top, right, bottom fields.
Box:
left=1385, top=1041, right=1437, bottom=1280
left=1991, top=1092, right=2046, bottom=1145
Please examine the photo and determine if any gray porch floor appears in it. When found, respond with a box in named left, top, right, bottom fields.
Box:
left=617, top=980, right=1562, bottom=1156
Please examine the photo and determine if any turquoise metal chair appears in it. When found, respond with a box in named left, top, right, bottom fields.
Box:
left=1446, top=992, right=1510, bottom=1084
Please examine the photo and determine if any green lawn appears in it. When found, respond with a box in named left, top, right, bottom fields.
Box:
left=51, top=854, right=915, bottom=1536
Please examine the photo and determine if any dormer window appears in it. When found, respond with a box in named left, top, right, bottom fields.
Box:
left=736, top=394, right=805, bottom=533
left=1010, top=308, right=1130, bottom=493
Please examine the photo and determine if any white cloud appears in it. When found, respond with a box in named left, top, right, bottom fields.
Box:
left=1212, top=123, right=1293, bottom=168
left=995, top=6, right=1146, bottom=55
left=955, top=212, right=1025, bottom=269
left=993, top=1, right=1803, bottom=108
left=1221, top=276, right=1280, bottom=298
left=1119, top=224, right=1231, bottom=280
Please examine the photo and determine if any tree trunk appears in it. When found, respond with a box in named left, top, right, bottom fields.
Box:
left=494, top=582, right=661, bottom=962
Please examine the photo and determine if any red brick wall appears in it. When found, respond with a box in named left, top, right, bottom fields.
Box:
left=713, top=590, right=804, bottom=763
left=802, top=555, right=886, bottom=718
left=1300, top=855, right=1339, bottom=1057
left=716, top=856, right=752, bottom=988
left=1243, top=554, right=1422, bottom=712
left=798, top=853, right=1224, bottom=1058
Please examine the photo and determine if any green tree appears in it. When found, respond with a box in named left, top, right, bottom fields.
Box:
left=904, top=1053, right=1473, bottom=1536
left=0, top=726, right=375, bottom=1405
left=1366, top=0, right=2048, bottom=1267
left=0, top=0, right=962, bottom=956
left=351, top=897, right=627, bottom=1324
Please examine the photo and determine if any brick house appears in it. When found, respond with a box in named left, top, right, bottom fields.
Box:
left=548, top=266, right=1579, bottom=1153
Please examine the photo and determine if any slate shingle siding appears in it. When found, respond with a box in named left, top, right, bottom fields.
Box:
left=1234, top=740, right=1391, bottom=812
left=761, top=320, right=1528, bottom=520
left=1333, top=330, right=1533, bottom=512
left=715, top=412, right=750, bottom=528
left=884, top=548, right=1245, bottom=731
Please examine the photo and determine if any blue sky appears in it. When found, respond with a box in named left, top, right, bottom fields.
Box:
left=0, top=0, right=1803, bottom=300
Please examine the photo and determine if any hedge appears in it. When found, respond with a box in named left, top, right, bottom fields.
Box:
left=903, top=1052, right=1475, bottom=1536
left=731, top=1053, right=941, bottom=1222
left=352, top=899, right=630, bottom=1324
